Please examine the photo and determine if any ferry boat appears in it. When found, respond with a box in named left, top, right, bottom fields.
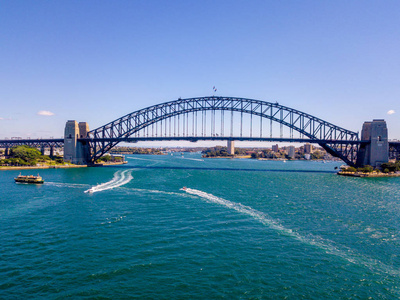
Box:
left=14, top=174, right=44, bottom=184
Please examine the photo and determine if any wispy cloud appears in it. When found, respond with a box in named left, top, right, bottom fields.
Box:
left=387, top=110, right=395, bottom=115
left=37, top=110, right=55, bottom=116
left=0, top=117, right=3, bottom=120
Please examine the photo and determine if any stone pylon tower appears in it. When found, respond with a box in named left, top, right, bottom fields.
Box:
left=64, top=120, right=89, bottom=164
left=357, top=119, right=389, bottom=167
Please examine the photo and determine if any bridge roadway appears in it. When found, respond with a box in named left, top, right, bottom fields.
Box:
left=82, top=137, right=369, bottom=145
left=1, top=135, right=400, bottom=164
left=0, top=138, right=64, bottom=147
left=1, top=137, right=398, bottom=150
left=1, top=136, right=400, bottom=160
left=0, top=137, right=372, bottom=146
left=0, top=137, right=368, bottom=154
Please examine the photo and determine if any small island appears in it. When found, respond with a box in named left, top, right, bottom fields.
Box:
left=337, top=162, right=400, bottom=177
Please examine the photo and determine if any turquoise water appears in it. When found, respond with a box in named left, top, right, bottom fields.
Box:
left=1, top=154, right=400, bottom=299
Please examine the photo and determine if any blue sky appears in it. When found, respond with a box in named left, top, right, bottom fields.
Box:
left=1, top=0, right=400, bottom=143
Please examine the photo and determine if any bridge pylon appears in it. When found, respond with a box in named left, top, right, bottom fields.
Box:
left=227, top=140, right=235, bottom=155
left=64, top=120, right=90, bottom=164
left=357, top=119, right=389, bottom=167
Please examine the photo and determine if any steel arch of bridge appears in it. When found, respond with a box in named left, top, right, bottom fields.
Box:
left=87, top=96, right=360, bottom=165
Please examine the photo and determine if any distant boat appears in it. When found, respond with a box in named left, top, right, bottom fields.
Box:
left=14, top=173, right=44, bottom=184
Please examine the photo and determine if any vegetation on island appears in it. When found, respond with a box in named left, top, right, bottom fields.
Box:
left=96, top=154, right=124, bottom=163
left=201, top=146, right=247, bottom=157
left=339, top=161, right=400, bottom=177
left=251, top=150, right=287, bottom=159
left=0, top=145, right=64, bottom=167
left=202, top=146, right=328, bottom=160
left=110, top=146, right=165, bottom=155
left=380, top=161, right=400, bottom=173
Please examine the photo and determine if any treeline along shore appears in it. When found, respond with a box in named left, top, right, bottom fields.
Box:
left=0, top=145, right=65, bottom=169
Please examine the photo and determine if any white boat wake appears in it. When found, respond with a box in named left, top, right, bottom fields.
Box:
left=179, top=157, right=204, bottom=162
left=181, top=188, right=292, bottom=234
left=85, top=170, right=133, bottom=193
left=47, top=182, right=91, bottom=188
left=181, top=187, right=400, bottom=278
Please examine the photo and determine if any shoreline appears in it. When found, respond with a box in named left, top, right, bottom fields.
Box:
left=337, top=171, right=400, bottom=178
left=202, top=155, right=252, bottom=159
left=92, top=161, right=128, bottom=167
left=0, top=165, right=88, bottom=171
left=0, top=161, right=127, bottom=171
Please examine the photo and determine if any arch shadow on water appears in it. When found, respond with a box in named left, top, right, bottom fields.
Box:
left=115, top=165, right=337, bottom=174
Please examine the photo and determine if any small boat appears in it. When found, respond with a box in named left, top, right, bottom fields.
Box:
left=84, top=188, right=94, bottom=194
left=14, top=173, right=44, bottom=184
left=182, top=187, right=187, bottom=191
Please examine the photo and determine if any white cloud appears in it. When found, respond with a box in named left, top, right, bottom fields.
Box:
left=37, top=110, right=55, bottom=116
left=387, top=110, right=395, bottom=115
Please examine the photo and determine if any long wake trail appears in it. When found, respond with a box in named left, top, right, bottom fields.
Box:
left=182, top=187, right=400, bottom=278
left=179, top=157, right=204, bottom=162
left=85, top=170, right=133, bottom=193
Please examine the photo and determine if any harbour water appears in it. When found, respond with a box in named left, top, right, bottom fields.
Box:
left=1, top=153, right=400, bottom=298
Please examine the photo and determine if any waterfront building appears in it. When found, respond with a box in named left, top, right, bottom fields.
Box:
left=304, top=143, right=312, bottom=154
left=288, top=146, right=295, bottom=159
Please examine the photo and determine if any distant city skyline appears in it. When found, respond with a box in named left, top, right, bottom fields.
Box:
left=1, top=1, right=399, bottom=142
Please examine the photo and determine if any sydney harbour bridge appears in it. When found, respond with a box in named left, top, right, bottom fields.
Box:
left=1, top=96, right=399, bottom=167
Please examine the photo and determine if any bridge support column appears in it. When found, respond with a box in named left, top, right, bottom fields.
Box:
left=40, top=146, right=45, bottom=155
left=50, top=146, right=54, bottom=158
left=5, top=147, right=9, bottom=156
left=357, top=119, right=389, bottom=167
left=227, top=140, right=235, bottom=156
left=64, top=121, right=89, bottom=164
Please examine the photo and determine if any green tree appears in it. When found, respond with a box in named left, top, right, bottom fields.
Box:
left=99, top=155, right=112, bottom=162
left=10, top=145, right=42, bottom=162
left=55, top=157, right=64, bottom=164
left=380, top=162, right=397, bottom=172
left=360, top=165, right=374, bottom=173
